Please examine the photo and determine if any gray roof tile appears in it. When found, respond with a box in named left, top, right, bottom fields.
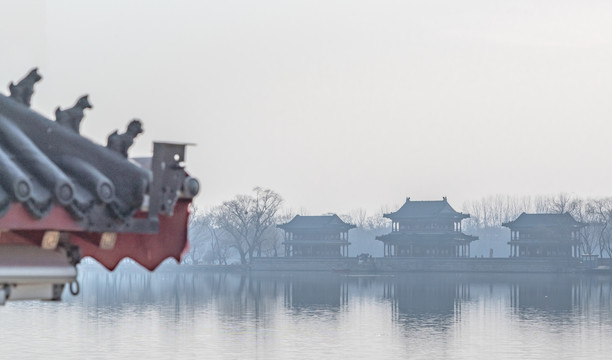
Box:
left=0, top=91, right=150, bottom=231
left=502, top=213, right=585, bottom=229
left=278, top=214, right=356, bottom=231
left=385, top=197, right=469, bottom=220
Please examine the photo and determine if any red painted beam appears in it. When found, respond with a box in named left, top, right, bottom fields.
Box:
left=73, top=199, right=191, bottom=271
left=0, top=199, right=192, bottom=271
left=0, top=203, right=84, bottom=231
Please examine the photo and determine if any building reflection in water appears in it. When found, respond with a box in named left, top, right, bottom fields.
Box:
left=383, top=273, right=470, bottom=331
left=283, top=273, right=348, bottom=311
left=509, top=275, right=612, bottom=319
left=73, top=263, right=612, bottom=330
left=380, top=273, right=612, bottom=330
left=509, top=275, right=576, bottom=314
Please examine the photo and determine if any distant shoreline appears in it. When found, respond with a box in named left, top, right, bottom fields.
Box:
left=78, top=257, right=611, bottom=274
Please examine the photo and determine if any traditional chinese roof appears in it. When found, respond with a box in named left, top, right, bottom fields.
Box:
left=278, top=215, right=356, bottom=232
left=0, top=93, right=150, bottom=230
left=384, top=197, right=469, bottom=221
left=502, top=213, right=585, bottom=230
left=0, top=69, right=198, bottom=271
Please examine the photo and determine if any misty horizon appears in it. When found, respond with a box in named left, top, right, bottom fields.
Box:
left=3, top=2, right=612, bottom=359
left=3, top=0, right=612, bottom=216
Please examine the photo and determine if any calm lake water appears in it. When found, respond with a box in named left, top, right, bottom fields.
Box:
left=2, top=265, right=612, bottom=360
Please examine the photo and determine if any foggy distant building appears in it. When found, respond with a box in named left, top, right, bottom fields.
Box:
left=278, top=215, right=355, bottom=257
left=502, top=213, right=585, bottom=258
left=376, top=197, right=477, bottom=257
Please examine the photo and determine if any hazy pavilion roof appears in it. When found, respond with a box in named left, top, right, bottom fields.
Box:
left=502, top=213, right=585, bottom=229
left=384, top=197, right=469, bottom=221
left=278, top=214, right=356, bottom=232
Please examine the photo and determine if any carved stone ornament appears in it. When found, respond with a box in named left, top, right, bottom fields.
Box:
left=9, top=68, right=42, bottom=107
left=55, top=95, right=93, bottom=134
left=106, top=119, right=144, bottom=158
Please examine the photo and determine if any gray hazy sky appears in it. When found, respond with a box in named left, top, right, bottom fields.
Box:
left=2, top=0, right=612, bottom=215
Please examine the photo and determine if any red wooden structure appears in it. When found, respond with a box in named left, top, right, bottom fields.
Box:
left=0, top=69, right=198, bottom=303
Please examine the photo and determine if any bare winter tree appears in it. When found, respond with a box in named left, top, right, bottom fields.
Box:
left=185, top=209, right=234, bottom=265
left=212, top=187, right=283, bottom=264
left=570, top=198, right=598, bottom=257
left=203, top=215, right=233, bottom=265
left=339, top=208, right=390, bottom=256
left=341, top=207, right=392, bottom=231
left=261, top=209, right=296, bottom=257
left=538, top=193, right=579, bottom=214
left=345, top=208, right=368, bottom=228
left=463, top=195, right=532, bottom=229
left=583, top=198, right=612, bottom=258
left=184, top=210, right=210, bottom=264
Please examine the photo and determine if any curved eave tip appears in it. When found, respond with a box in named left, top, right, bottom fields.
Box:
left=153, top=141, right=197, bottom=147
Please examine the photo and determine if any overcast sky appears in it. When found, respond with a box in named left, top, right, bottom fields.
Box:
left=2, top=0, right=612, bottom=215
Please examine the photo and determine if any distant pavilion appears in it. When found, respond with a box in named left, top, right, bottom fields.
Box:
left=376, top=197, right=478, bottom=257
left=278, top=215, right=355, bottom=257
left=502, top=213, right=585, bottom=258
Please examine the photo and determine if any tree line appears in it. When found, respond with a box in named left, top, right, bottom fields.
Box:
left=185, top=190, right=612, bottom=265
left=185, top=187, right=392, bottom=265
left=463, top=193, right=612, bottom=257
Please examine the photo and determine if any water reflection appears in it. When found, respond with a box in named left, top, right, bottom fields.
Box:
left=72, top=266, right=612, bottom=323
left=284, top=273, right=348, bottom=310
left=509, top=275, right=576, bottom=314
left=48, top=265, right=612, bottom=360
left=381, top=274, right=469, bottom=334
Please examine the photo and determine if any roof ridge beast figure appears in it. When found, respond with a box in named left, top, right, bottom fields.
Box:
left=0, top=68, right=199, bottom=304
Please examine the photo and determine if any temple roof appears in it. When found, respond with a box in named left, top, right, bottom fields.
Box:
left=384, top=197, right=469, bottom=220
left=278, top=215, right=356, bottom=232
left=0, top=93, right=150, bottom=231
left=502, top=213, right=585, bottom=229
left=0, top=69, right=198, bottom=271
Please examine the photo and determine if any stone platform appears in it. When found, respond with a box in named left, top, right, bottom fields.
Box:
left=250, top=257, right=583, bottom=273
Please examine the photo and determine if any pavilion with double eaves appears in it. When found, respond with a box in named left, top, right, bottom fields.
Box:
left=376, top=197, right=478, bottom=257
left=278, top=215, right=355, bottom=257
left=502, top=213, right=585, bottom=258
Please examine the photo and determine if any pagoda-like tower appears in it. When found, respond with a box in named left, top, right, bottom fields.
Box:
left=278, top=215, right=355, bottom=257
left=502, top=213, right=584, bottom=258
left=376, top=197, right=477, bottom=257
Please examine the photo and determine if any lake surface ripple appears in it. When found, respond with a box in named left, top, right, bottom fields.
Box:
left=2, top=266, right=612, bottom=360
